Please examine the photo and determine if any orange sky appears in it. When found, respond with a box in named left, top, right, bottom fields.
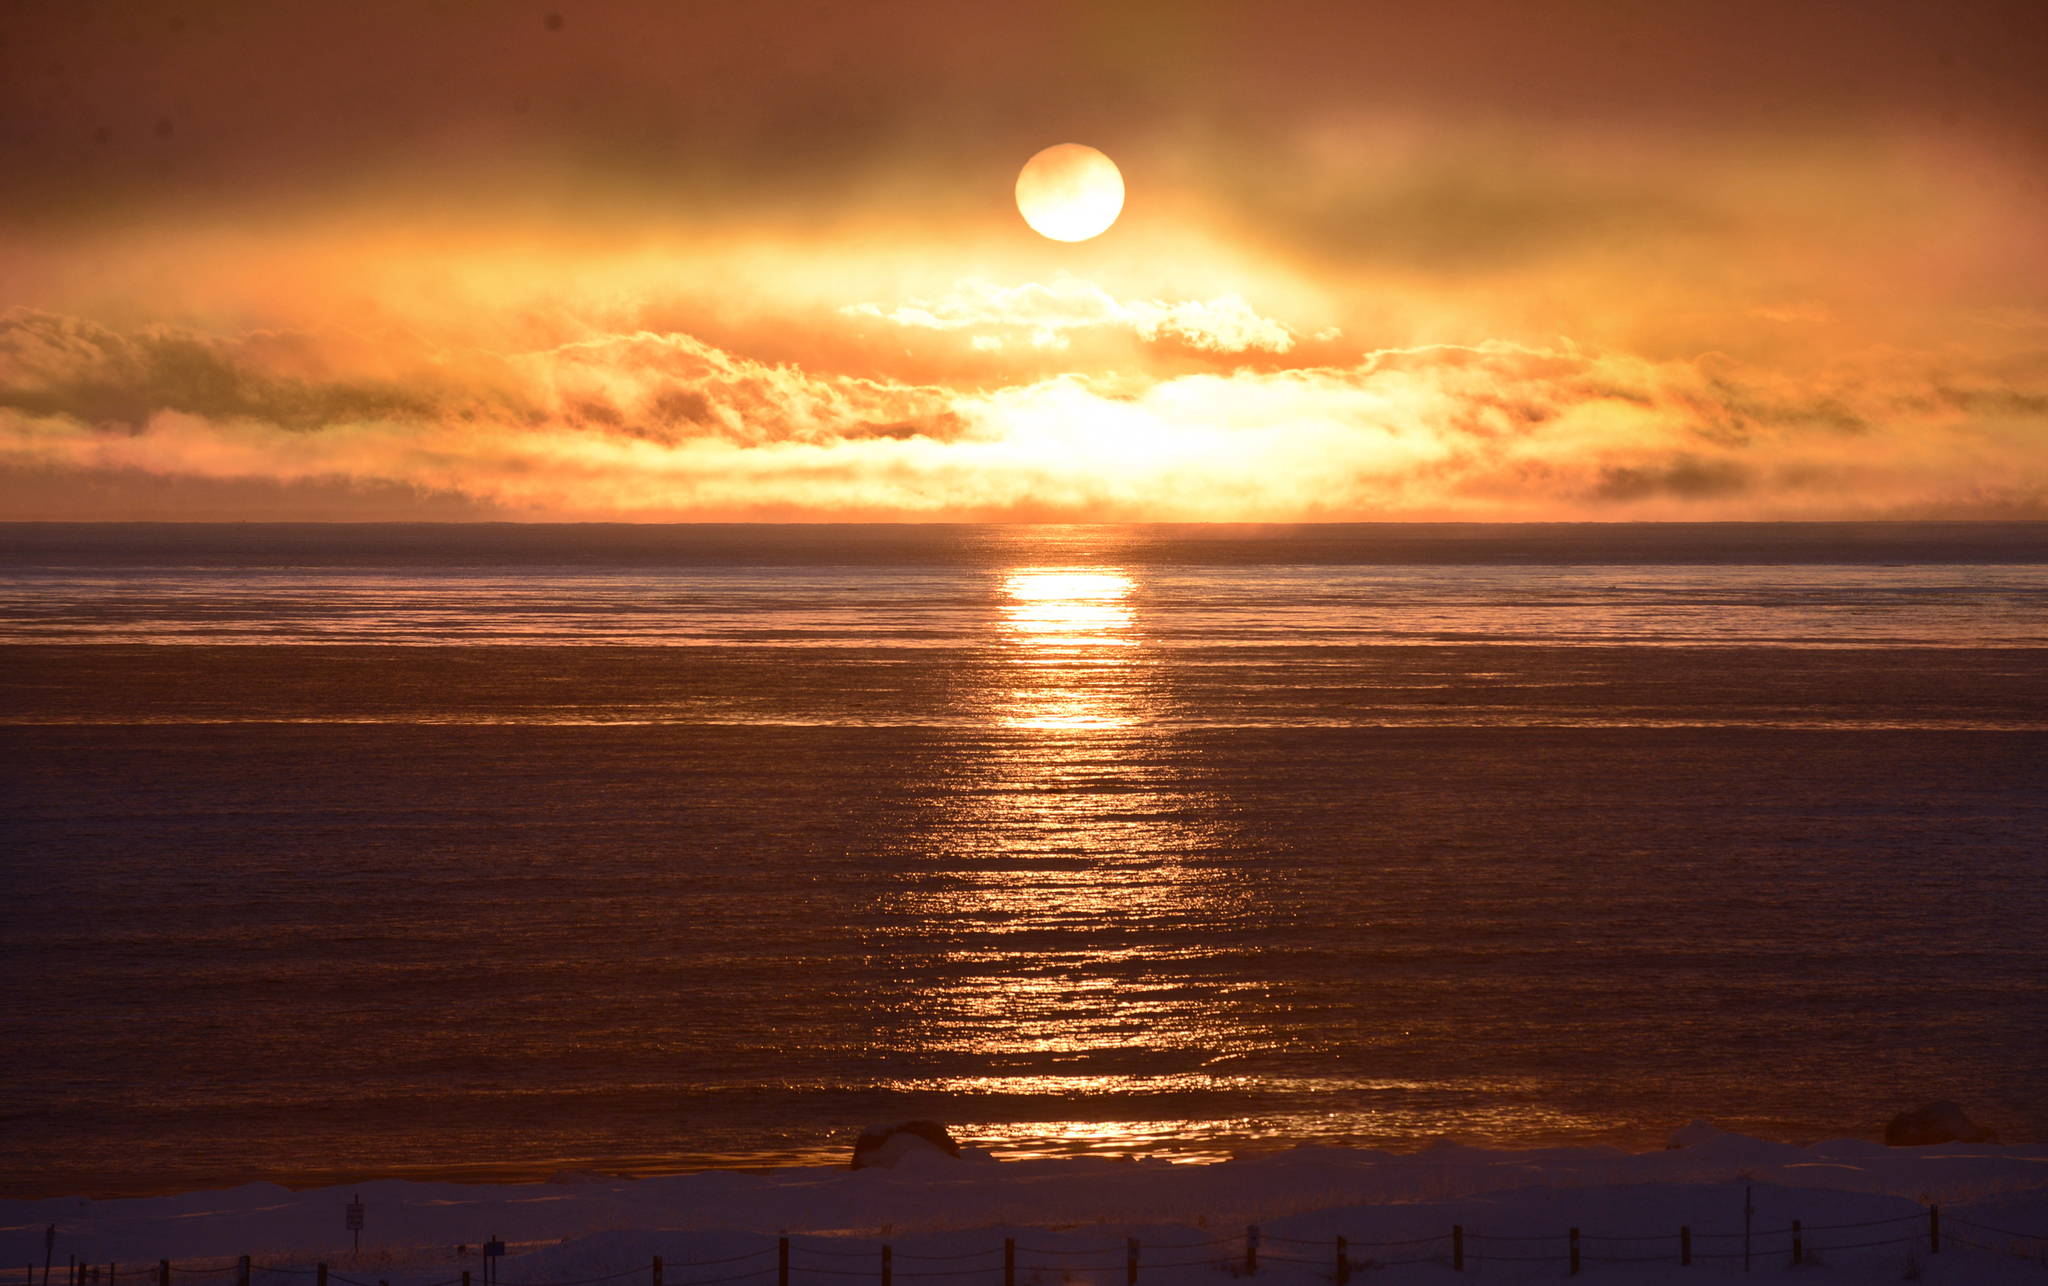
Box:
left=3, top=0, right=2046, bottom=520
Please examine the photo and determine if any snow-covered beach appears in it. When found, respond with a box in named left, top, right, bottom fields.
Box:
left=10, top=1129, right=2046, bottom=1286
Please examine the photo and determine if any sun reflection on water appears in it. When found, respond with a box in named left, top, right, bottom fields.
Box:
left=1001, top=571, right=1137, bottom=646
left=863, top=558, right=1275, bottom=1158
left=998, top=569, right=1139, bottom=729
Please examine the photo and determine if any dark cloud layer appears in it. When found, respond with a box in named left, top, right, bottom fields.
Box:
left=0, top=306, right=964, bottom=448
left=0, top=309, right=443, bottom=431
left=4, top=0, right=2046, bottom=224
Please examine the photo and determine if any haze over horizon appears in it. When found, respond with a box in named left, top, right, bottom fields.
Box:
left=3, top=0, right=2047, bottom=521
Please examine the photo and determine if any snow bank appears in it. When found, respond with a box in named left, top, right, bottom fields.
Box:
left=6, top=1133, right=2045, bottom=1285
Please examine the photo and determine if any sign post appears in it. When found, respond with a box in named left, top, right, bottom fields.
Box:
left=346, top=1197, right=364, bottom=1259
left=483, top=1237, right=505, bottom=1286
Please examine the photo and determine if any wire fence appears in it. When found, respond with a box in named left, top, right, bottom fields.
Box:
left=34, top=1201, right=2048, bottom=1286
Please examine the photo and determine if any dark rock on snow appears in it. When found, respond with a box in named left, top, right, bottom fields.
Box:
left=1664, top=1118, right=1725, bottom=1149
left=852, top=1120, right=962, bottom=1169
left=1885, top=1100, right=1998, bottom=1147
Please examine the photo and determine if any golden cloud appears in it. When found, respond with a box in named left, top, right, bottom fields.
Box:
left=844, top=278, right=1297, bottom=354
left=3, top=307, right=2043, bottom=521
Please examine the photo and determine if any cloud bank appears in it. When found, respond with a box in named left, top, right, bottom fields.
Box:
left=3, top=306, right=2042, bottom=521
left=3, top=1, right=2044, bottom=523
left=844, top=279, right=1297, bottom=354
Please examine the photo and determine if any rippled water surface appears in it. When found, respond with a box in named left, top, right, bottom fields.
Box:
left=5, top=563, right=2046, bottom=651
left=3, top=523, right=2045, bottom=1198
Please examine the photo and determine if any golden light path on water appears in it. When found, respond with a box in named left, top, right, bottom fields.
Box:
left=875, top=566, right=1232, bottom=1157
left=882, top=568, right=1614, bottom=1158
left=998, top=570, right=1139, bottom=730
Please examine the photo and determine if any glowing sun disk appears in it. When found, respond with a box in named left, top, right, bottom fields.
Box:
left=1015, top=144, right=1126, bottom=242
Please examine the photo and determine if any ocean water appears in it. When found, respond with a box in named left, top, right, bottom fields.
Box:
left=2, top=522, right=2045, bottom=1199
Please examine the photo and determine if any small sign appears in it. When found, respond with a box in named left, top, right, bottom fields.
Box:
left=346, top=1199, right=364, bottom=1232
left=483, top=1241, right=505, bottom=1259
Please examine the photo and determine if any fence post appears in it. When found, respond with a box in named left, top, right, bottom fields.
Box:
left=1246, top=1226, right=1258, bottom=1277
left=1003, top=1238, right=1014, bottom=1286
left=1335, top=1236, right=1347, bottom=1286
left=1744, top=1186, right=1754, bottom=1273
left=1680, top=1228, right=1690, bottom=1267
left=159, top=1267, right=169, bottom=1286
left=653, top=1256, right=662, bottom=1286
left=779, top=1239, right=789, bottom=1286
left=237, top=1258, right=248, bottom=1286
left=1791, top=1221, right=1801, bottom=1267
left=880, top=1245, right=890, bottom=1286
left=1930, top=1205, right=1940, bottom=1254
left=1453, top=1226, right=1463, bottom=1273
left=1568, top=1229, right=1579, bottom=1277
left=1126, top=1238, right=1138, bottom=1286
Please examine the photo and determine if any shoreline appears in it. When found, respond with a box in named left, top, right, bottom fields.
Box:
left=5, top=1133, right=2045, bottom=1285
left=12, top=1117, right=2043, bottom=1206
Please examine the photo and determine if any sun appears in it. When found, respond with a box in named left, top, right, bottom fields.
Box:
left=1015, top=144, right=1125, bottom=242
